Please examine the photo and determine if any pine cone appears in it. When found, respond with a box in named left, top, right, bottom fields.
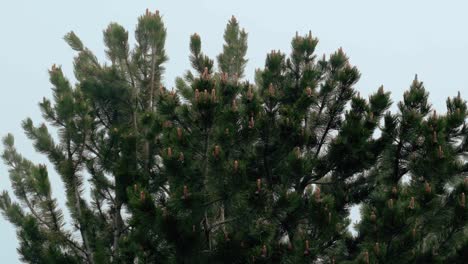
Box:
left=261, top=245, right=267, bottom=258
left=306, top=87, right=312, bottom=97
left=370, top=211, right=376, bottom=222
left=374, top=242, right=380, bottom=255
left=256, top=178, right=262, bottom=195
left=425, top=182, right=431, bottom=194
left=164, top=120, right=172, bottom=128
left=409, top=196, right=415, bottom=209
left=249, top=116, right=255, bottom=129
left=314, top=186, right=321, bottom=202
left=195, top=89, right=200, bottom=101
left=202, top=67, right=209, bottom=79
left=304, top=240, right=310, bottom=256
left=364, top=250, right=369, bottom=264
left=268, top=83, right=275, bottom=96
left=295, top=146, right=301, bottom=159
left=177, top=127, right=183, bottom=140
left=211, top=88, right=216, bottom=101
left=438, top=145, right=444, bottom=158
left=232, top=99, right=238, bottom=111
left=213, top=145, right=220, bottom=159
left=167, top=147, right=172, bottom=158
left=183, top=185, right=189, bottom=200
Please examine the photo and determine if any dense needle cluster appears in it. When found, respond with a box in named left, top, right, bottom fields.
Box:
left=1, top=10, right=467, bottom=264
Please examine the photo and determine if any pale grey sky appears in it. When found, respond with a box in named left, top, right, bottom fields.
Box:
left=1, top=1, right=468, bottom=262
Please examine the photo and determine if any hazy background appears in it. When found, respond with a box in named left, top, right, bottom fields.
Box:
left=1, top=1, right=467, bottom=262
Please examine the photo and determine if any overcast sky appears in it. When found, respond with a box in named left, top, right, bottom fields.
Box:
left=1, top=1, right=468, bottom=262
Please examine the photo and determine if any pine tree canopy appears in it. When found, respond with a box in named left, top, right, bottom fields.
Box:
left=1, top=10, right=467, bottom=264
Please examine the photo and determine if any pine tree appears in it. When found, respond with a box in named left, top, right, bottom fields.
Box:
left=350, top=77, right=468, bottom=263
left=0, top=10, right=466, bottom=264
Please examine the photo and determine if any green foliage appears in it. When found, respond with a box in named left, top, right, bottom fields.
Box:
left=350, top=78, right=468, bottom=263
left=1, top=10, right=466, bottom=264
left=217, top=16, right=248, bottom=78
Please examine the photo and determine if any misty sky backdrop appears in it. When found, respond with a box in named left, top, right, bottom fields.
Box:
left=1, top=1, right=468, bottom=262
